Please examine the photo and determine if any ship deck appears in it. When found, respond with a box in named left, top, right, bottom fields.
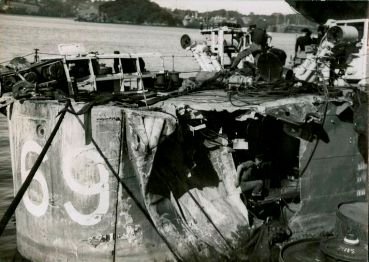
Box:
left=154, top=89, right=326, bottom=113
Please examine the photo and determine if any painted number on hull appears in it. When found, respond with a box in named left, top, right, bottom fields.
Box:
left=21, top=141, right=49, bottom=217
left=20, top=141, right=110, bottom=225
left=63, top=148, right=110, bottom=226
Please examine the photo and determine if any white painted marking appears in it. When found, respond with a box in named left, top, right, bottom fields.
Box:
left=63, top=147, right=110, bottom=226
left=20, top=140, right=49, bottom=217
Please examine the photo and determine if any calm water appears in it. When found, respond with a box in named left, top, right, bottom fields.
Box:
left=0, top=14, right=297, bottom=68
left=0, top=14, right=296, bottom=260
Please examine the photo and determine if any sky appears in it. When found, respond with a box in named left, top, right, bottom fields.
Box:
left=150, top=0, right=296, bottom=15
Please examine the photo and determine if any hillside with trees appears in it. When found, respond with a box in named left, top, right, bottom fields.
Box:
left=0, top=0, right=316, bottom=31
left=99, top=0, right=180, bottom=26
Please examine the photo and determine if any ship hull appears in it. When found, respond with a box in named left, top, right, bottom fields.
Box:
left=285, top=0, right=369, bottom=23
left=7, top=100, right=250, bottom=261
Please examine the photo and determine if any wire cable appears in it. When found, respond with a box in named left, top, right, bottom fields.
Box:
left=112, top=111, right=125, bottom=262
left=68, top=104, right=183, bottom=262
left=0, top=53, right=34, bottom=65
left=0, top=100, right=71, bottom=237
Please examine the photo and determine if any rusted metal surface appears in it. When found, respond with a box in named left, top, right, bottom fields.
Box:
left=5, top=87, right=368, bottom=261
left=0, top=14, right=367, bottom=262
left=7, top=100, right=252, bottom=261
left=157, top=92, right=367, bottom=239
left=335, top=201, right=368, bottom=243
left=8, top=101, right=176, bottom=261
left=125, top=109, right=250, bottom=260
left=289, top=103, right=367, bottom=236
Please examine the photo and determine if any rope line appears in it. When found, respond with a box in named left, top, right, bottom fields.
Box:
left=67, top=104, right=183, bottom=262
left=112, top=110, right=125, bottom=262
left=0, top=53, right=34, bottom=65
left=0, top=99, right=71, bottom=237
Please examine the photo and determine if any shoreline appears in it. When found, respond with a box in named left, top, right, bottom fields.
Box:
left=0, top=12, right=191, bottom=29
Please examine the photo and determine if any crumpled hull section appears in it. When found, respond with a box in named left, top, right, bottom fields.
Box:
left=125, top=109, right=250, bottom=261
left=8, top=88, right=367, bottom=261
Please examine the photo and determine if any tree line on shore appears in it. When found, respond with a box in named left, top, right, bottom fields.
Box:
left=0, top=0, right=316, bottom=29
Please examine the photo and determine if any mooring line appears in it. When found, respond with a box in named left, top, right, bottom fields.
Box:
left=0, top=99, right=71, bottom=237
left=67, top=104, right=183, bottom=262
left=112, top=111, right=125, bottom=262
